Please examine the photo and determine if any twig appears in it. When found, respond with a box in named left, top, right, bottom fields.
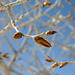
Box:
left=0, top=3, right=43, bottom=35
left=6, top=7, right=19, bottom=32
left=0, top=0, right=58, bottom=35
left=45, top=53, right=75, bottom=68
left=0, top=0, right=30, bottom=11
left=0, top=53, right=9, bottom=75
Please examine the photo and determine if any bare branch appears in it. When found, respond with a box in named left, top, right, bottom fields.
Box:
left=0, top=53, right=9, bottom=75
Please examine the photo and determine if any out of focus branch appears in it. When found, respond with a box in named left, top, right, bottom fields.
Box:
left=0, top=0, right=30, bottom=11
left=0, top=53, right=9, bottom=75
left=7, top=7, right=19, bottom=32
left=0, top=2, right=43, bottom=35
left=0, top=0, right=58, bottom=35
left=45, top=53, right=75, bottom=68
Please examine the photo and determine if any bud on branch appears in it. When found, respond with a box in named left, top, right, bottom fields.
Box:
left=59, top=62, right=68, bottom=68
left=52, top=62, right=59, bottom=68
left=43, top=1, right=52, bottom=8
left=34, top=36, right=52, bottom=47
left=2, top=53, right=9, bottom=58
left=13, top=32, right=24, bottom=39
left=45, top=59, right=55, bottom=62
left=46, top=31, right=57, bottom=35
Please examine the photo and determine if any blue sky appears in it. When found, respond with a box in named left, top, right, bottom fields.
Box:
left=0, top=0, right=75, bottom=75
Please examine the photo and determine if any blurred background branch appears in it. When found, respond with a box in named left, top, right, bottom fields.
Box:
left=0, top=0, right=75, bottom=75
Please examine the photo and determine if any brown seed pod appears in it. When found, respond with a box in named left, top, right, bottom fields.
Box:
left=13, top=32, right=24, bottom=39
left=43, top=1, right=52, bottom=8
left=46, top=31, right=57, bottom=35
left=52, top=62, right=59, bottom=68
left=59, top=62, right=68, bottom=68
left=34, top=36, right=52, bottom=47
left=45, top=59, right=55, bottom=62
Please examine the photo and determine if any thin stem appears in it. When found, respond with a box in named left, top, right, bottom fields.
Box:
left=23, top=32, right=46, bottom=38
left=7, top=7, right=19, bottom=32
left=0, top=53, right=9, bottom=75
left=0, top=0, right=29, bottom=11
left=23, top=35, right=33, bottom=38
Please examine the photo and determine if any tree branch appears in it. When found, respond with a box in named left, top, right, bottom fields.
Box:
left=0, top=53, right=9, bottom=75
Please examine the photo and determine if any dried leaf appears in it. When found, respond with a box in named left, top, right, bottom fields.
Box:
left=46, top=31, right=57, bottom=35
left=52, top=62, right=59, bottom=68
left=59, top=62, right=68, bottom=68
left=45, top=59, right=55, bottom=62
left=34, top=36, right=52, bottom=47
left=13, top=32, right=24, bottom=39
